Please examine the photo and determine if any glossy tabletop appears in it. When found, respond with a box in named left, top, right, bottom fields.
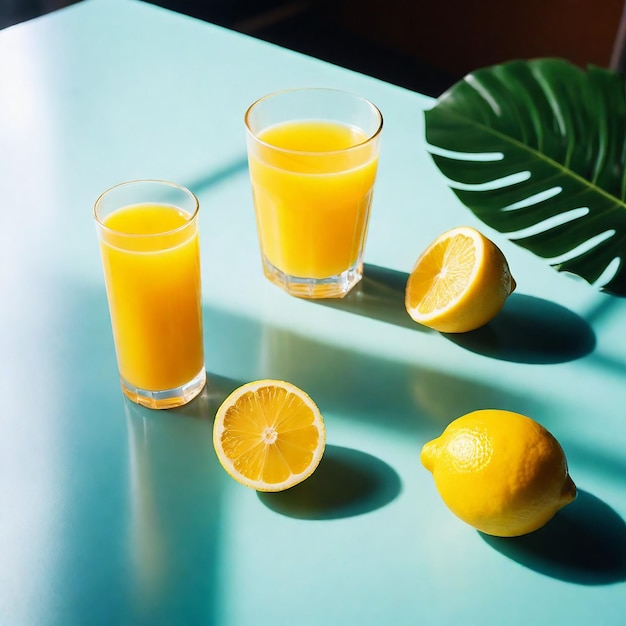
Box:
left=1, top=1, right=625, bottom=624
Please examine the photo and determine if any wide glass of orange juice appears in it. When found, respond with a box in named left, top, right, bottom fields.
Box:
left=94, top=180, right=205, bottom=409
left=245, top=88, right=383, bottom=298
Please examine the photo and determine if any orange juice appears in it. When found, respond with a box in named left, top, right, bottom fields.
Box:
left=98, top=203, right=204, bottom=394
left=248, top=119, right=380, bottom=280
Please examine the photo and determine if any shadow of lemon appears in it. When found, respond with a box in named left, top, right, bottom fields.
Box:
left=480, top=490, right=626, bottom=585
left=258, top=445, right=401, bottom=520
left=444, top=293, right=596, bottom=363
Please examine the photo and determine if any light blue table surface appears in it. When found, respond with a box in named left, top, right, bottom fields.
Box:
left=1, top=1, right=625, bottom=624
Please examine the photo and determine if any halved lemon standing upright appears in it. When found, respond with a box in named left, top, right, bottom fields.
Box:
left=405, top=226, right=516, bottom=333
left=213, top=380, right=326, bottom=492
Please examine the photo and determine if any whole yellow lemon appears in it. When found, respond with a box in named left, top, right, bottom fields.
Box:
left=421, top=409, right=576, bottom=537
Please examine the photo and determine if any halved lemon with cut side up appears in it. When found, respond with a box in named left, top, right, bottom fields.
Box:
left=213, top=380, right=326, bottom=492
left=405, top=226, right=516, bottom=333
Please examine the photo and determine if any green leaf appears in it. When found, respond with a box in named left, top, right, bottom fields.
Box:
left=424, top=58, right=626, bottom=297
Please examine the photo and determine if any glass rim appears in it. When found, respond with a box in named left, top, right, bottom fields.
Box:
left=94, top=179, right=200, bottom=239
left=244, top=87, right=384, bottom=155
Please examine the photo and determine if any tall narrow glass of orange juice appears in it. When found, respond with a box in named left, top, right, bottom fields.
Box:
left=245, top=88, right=383, bottom=298
left=94, top=180, right=205, bottom=409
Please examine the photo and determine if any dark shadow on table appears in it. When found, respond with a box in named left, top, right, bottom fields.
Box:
left=258, top=445, right=401, bottom=520
left=315, top=265, right=595, bottom=365
left=206, top=300, right=589, bottom=439
left=313, top=263, right=426, bottom=331
left=480, top=490, right=626, bottom=585
left=444, top=293, right=596, bottom=364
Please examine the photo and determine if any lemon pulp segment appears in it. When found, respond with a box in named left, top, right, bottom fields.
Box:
left=220, top=386, right=320, bottom=484
left=213, top=380, right=326, bottom=492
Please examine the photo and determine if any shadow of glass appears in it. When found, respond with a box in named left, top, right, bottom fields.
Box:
left=313, top=263, right=426, bottom=331
left=258, top=445, right=401, bottom=520
left=444, top=293, right=596, bottom=364
left=480, top=490, right=626, bottom=585
left=256, top=318, right=542, bottom=436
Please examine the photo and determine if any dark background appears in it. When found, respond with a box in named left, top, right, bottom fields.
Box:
left=1, top=0, right=625, bottom=97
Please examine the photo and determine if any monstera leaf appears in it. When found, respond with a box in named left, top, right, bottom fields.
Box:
left=424, top=58, right=626, bottom=297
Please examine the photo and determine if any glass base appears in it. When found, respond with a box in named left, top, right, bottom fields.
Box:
left=121, top=367, right=207, bottom=410
left=262, top=257, right=363, bottom=299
